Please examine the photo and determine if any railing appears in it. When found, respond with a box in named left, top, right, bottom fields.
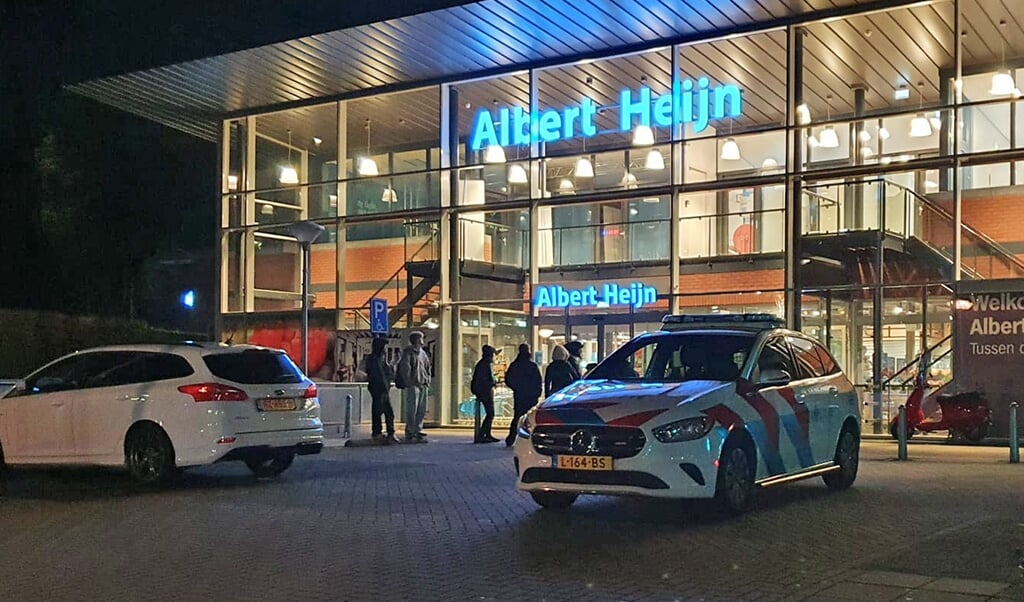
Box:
left=803, top=178, right=1024, bottom=281
left=880, top=334, right=953, bottom=428
left=538, top=218, right=671, bottom=266
left=678, top=208, right=785, bottom=259
left=458, top=217, right=528, bottom=269
left=352, top=224, right=440, bottom=327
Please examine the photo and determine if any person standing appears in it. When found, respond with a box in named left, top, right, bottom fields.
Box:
left=470, top=345, right=499, bottom=443
left=398, top=330, right=431, bottom=442
left=545, top=344, right=578, bottom=397
left=366, top=337, right=398, bottom=444
left=504, top=343, right=542, bottom=447
left=564, top=340, right=584, bottom=381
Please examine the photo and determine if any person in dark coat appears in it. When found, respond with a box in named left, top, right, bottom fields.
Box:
left=471, top=345, right=499, bottom=443
left=545, top=344, right=579, bottom=397
left=503, top=343, right=542, bottom=447
left=366, top=337, right=398, bottom=443
left=565, top=340, right=585, bottom=381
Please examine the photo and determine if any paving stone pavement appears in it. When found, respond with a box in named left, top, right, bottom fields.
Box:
left=0, top=436, right=1021, bottom=602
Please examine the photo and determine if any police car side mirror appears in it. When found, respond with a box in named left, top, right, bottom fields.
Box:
left=758, top=369, right=791, bottom=388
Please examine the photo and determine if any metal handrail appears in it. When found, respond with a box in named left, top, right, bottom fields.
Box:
left=888, top=180, right=1024, bottom=276
left=676, top=207, right=786, bottom=222
left=359, top=226, right=439, bottom=313
left=881, top=333, right=953, bottom=389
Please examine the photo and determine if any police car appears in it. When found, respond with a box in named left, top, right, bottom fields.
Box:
left=513, top=314, right=860, bottom=513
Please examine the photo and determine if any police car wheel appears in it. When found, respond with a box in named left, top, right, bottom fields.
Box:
left=823, top=429, right=859, bottom=491
left=530, top=490, right=578, bottom=509
left=715, top=443, right=754, bottom=514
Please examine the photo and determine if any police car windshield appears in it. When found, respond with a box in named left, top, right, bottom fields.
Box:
left=587, top=332, right=756, bottom=382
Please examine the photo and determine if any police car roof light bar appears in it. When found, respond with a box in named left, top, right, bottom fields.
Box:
left=661, top=313, right=786, bottom=330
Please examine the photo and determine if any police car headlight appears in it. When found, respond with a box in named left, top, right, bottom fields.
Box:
left=517, top=410, right=535, bottom=440
left=652, top=416, right=712, bottom=443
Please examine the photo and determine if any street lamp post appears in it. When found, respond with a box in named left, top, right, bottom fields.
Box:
left=285, top=221, right=326, bottom=374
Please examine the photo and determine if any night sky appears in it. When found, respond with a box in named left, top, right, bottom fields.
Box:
left=0, top=0, right=472, bottom=318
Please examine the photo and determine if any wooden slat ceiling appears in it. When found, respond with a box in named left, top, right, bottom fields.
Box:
left=67, top=0, right=1024, bottom=152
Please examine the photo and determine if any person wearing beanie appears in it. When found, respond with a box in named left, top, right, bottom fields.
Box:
left=503, top=343, right=542, bottom=447
left=545, top=344, right=578, bottom=397
left=564, top=340, right=584, bottom=381
left=470, top=345, right=499, bottom=443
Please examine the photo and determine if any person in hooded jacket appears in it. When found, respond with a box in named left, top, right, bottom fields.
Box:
left=565, top=340, right=585, bottom=380
left=470, top=345, right=499, bottom=443
left=503, top=343, right=542, bottom=447
left=365, top=337, right=398, bottom=443
left=545, top=344, right=578, bottom=397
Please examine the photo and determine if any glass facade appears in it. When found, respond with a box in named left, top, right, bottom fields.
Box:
left=217, top=0, right=1024, bottom=428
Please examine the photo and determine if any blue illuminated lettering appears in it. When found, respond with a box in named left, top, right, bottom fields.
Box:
left=467, top=79, right=744, bottom=151
left=534, top=282, right=658, bottom=310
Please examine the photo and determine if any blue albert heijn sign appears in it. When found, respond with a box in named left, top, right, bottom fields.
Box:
left=370, top=298, right=388, bottom=334
left=535, top=282, right=657, bottom=310
left=469, top=78, right=743, bottom=151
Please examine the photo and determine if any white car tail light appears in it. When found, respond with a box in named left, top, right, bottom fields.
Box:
left=177, top=383, right=249, bottom=402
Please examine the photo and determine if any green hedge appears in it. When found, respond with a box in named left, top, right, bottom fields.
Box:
left=0, top=309, right=201, bottom=378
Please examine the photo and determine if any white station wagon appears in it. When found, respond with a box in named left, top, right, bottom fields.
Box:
left=514, top=314, right=861, bottom=513
left=0, top=343, right=323, bottom=483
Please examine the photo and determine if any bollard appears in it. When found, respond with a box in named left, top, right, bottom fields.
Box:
left=344, top=394, right=352, bottom=439
left=897, top=404, right=908, bottom=461
left=474, top=397, right=482, bottom=443
left=1011, top=402, right=1020, bottom=464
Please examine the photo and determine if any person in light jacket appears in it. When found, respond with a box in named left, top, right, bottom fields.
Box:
left=545, top=344, right=578, bottom=397
left=504, top=343, right=542, bottom=447
left=397, top=330, right=431, bottom=442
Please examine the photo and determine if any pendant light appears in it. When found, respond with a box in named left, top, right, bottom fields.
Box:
left=358, top=119, right=379, bottom=176
left=909, top=82, right=933, bottom=138
left=507, top=163, right=528, bottom=184
left=643, top=125, right=665, bottom=169
left=991, top=20, right=1016, bottom=96
left=381, top=186, right=398, bottom=203
left=818, top=95, right=839, bottom=149
left=796, top=103, right=811, bottom=126
left=279, top=129, right=299, bottom=184
left=483, top=144, right=507, bottom=164
left=575, top=134, right=594, bottom=178
left=632, top=124, right=655, bottom=146
left=720, top=118, right=741, bottom=161
left=558, top=178, right=574, bottom=192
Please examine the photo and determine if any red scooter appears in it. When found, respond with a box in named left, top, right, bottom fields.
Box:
left=888, top=370, right=991, bottom=442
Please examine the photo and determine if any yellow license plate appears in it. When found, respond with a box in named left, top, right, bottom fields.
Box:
left=553, top=455, right=613, bottom=471
left=259, top=398, right=298, bottom=411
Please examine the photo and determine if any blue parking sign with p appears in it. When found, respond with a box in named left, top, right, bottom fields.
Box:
left=370, top=298, right=388, bottom=334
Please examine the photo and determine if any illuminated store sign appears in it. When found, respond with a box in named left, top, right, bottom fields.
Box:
left=470, top=78, right=743, bottom=151
left=535, top=282, right=658, bottom=310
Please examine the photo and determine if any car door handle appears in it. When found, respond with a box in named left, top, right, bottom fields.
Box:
left=796, top=393, right=807, bottom=403
left=828, top=386, right=839, bottom=395
left=124, top=394, right=149, bottom=402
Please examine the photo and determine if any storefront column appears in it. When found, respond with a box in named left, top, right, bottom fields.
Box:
left=335, top=101, right=348, bottom=330
left=439, top=84, right=459, bottom=425
left=528, top=68, right=542, bottom=354
left=244, top=114, right=257, bottom=313
left=669, top=45, right=681, bottom=315
left=785, top=26, right=804, bottom=330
